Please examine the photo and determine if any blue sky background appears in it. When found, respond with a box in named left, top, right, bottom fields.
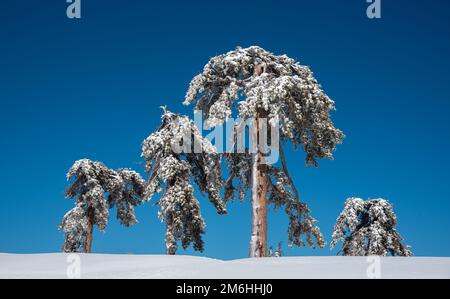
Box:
left=1, top=0, right=450, bottom=259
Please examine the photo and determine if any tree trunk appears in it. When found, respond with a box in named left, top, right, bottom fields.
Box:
left=249, top=110, right=268, bottom=258
left=84, top=207, right=94, bottom=253
left=249, top=64, right=268, bottom=258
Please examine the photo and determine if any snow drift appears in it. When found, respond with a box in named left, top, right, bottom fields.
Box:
left=0, top=253, right=449, bottom=279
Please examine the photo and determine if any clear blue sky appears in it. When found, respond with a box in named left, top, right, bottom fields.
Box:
left=1, top=0, right=450, bottom=259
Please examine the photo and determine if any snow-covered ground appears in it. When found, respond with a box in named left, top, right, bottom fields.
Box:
left=0, top=253, right=449, bottom=279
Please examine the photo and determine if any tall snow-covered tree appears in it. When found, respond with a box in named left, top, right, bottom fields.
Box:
left=60, top=159, right=145, bottom=253
left=331, top=197, right=412, bottom=256
left=184, top=46, right=344, bottom=257
left=141, top=107, right=227, bottom=255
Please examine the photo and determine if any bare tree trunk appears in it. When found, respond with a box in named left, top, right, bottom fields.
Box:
left=84, top=207, right=94, bottom=253
left=249, top=110, right=268, bottom=258
left=249, top=64, right=268, bottom=258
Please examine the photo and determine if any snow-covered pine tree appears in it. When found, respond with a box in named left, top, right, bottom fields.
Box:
left=184, top=46, right=344, bottom=257
left=60, top=159, right=145, bottom=253
left=331, top=197, right=412, bottom=256
left=141, top=107, right=227, bottom=255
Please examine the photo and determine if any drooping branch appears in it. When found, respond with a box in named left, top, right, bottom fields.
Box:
left=279, top=142, right=300, bottom=204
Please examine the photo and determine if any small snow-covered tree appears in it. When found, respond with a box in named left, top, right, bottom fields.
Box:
left=269, top=242, right=283, bottom=257
left=141, top=107, right=226, bottom=255
left=184, top=46, right=344, bottom=257
left=274, top=242, right=283, bottom=257
left=268, top=246, right=274, bottom=257
left=60, top=159, right=145, bottom=253
left=331, top=197, right=412, bottom=256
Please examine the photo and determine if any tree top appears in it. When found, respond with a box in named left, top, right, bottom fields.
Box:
left=184, top=46, right=344, bottom=167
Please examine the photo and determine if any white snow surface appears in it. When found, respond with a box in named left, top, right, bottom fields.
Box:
left=0, top=253, right=449, bottom=279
